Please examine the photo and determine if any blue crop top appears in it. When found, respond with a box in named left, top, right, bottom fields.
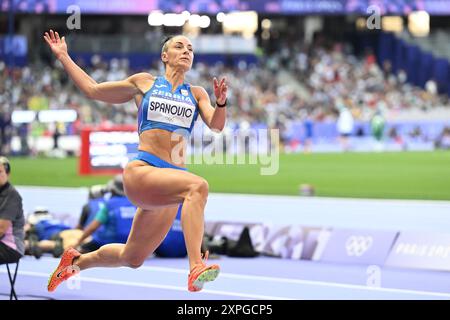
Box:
left=137, top=76, right=200, bottom=135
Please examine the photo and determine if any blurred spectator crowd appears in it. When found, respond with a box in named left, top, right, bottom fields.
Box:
left=0, top=37, right=449, bottom=154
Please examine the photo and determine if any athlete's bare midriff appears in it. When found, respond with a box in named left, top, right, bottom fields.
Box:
left=138, top=129, right=187, bottom=167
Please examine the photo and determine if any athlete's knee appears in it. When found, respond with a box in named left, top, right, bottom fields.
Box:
left=124, top=257, right=144, bottom=269
left=120, top=251, right=145, bottom=269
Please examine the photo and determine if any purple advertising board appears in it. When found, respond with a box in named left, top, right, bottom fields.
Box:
left=317, top=229, right=398, bottom=265
left=385, top=231, right=450, bottom=271
left=245, top=0, right=450, bottom=14
left=56, top=0, right=157, bottom=15
left=261, top=225, right=332, bottom=260
left=1, top=0, right=450, bottom=14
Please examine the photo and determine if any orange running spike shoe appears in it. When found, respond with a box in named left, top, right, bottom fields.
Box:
left=188, top=251, right=220, bottom=292
left=47, top=247, right=81, bottom=292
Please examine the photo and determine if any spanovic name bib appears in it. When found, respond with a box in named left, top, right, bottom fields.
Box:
left=147, top=96, right=195, bottom=129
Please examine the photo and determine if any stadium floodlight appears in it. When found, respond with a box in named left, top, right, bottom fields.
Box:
left=408, top=11, right=430, bottom=37
left=199, top=16, right=211, bottom=29
left=181, top=11, right=191, bottom=20
left=188, top=14, right=202, bottom=27
left=12, top=110, right=36, bottom=124
left=216, top=12, right=226, bottom=23
left=261, top=19, right=271, bottom=30
left=382, top=16, right=403, bottom=34
left=222, top=11, right=258, bottom=37
left=262, top=30, right=270, bottom=40
left=355, top=17, right=366, bottom=31
left=148, top=11, right=164, bottom=26
left=163, top=13, right=186, bottom=27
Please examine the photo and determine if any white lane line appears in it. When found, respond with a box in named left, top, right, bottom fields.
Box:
left=135, top=265, right=450, bottom=298
left=11, top=259, right=450, bottom=299
left=0, top=270, right=293, bottom=300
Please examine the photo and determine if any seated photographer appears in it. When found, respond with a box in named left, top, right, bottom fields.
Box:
left=75, top=175, right=137, bottom=253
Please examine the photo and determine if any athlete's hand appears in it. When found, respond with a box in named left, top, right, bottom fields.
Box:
left=43, top=29, right=68, bottom=60
left=213, top=77, right=228, bottom=106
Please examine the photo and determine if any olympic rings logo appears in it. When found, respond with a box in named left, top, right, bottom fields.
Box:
left=345, top=236, right=373, bottom=256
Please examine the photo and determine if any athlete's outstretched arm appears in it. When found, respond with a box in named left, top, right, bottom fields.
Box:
left=194, top=77, right=228, bottom=132
left=43, top=29, right=151, bottom=104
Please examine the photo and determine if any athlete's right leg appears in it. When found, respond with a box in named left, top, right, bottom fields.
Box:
left=47, top=206, right=178, bottom=292
left=73, top=206, right=179, bottom=270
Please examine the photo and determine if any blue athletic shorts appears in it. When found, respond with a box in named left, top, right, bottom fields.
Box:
left=133, top=150, right=187, bottom=171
